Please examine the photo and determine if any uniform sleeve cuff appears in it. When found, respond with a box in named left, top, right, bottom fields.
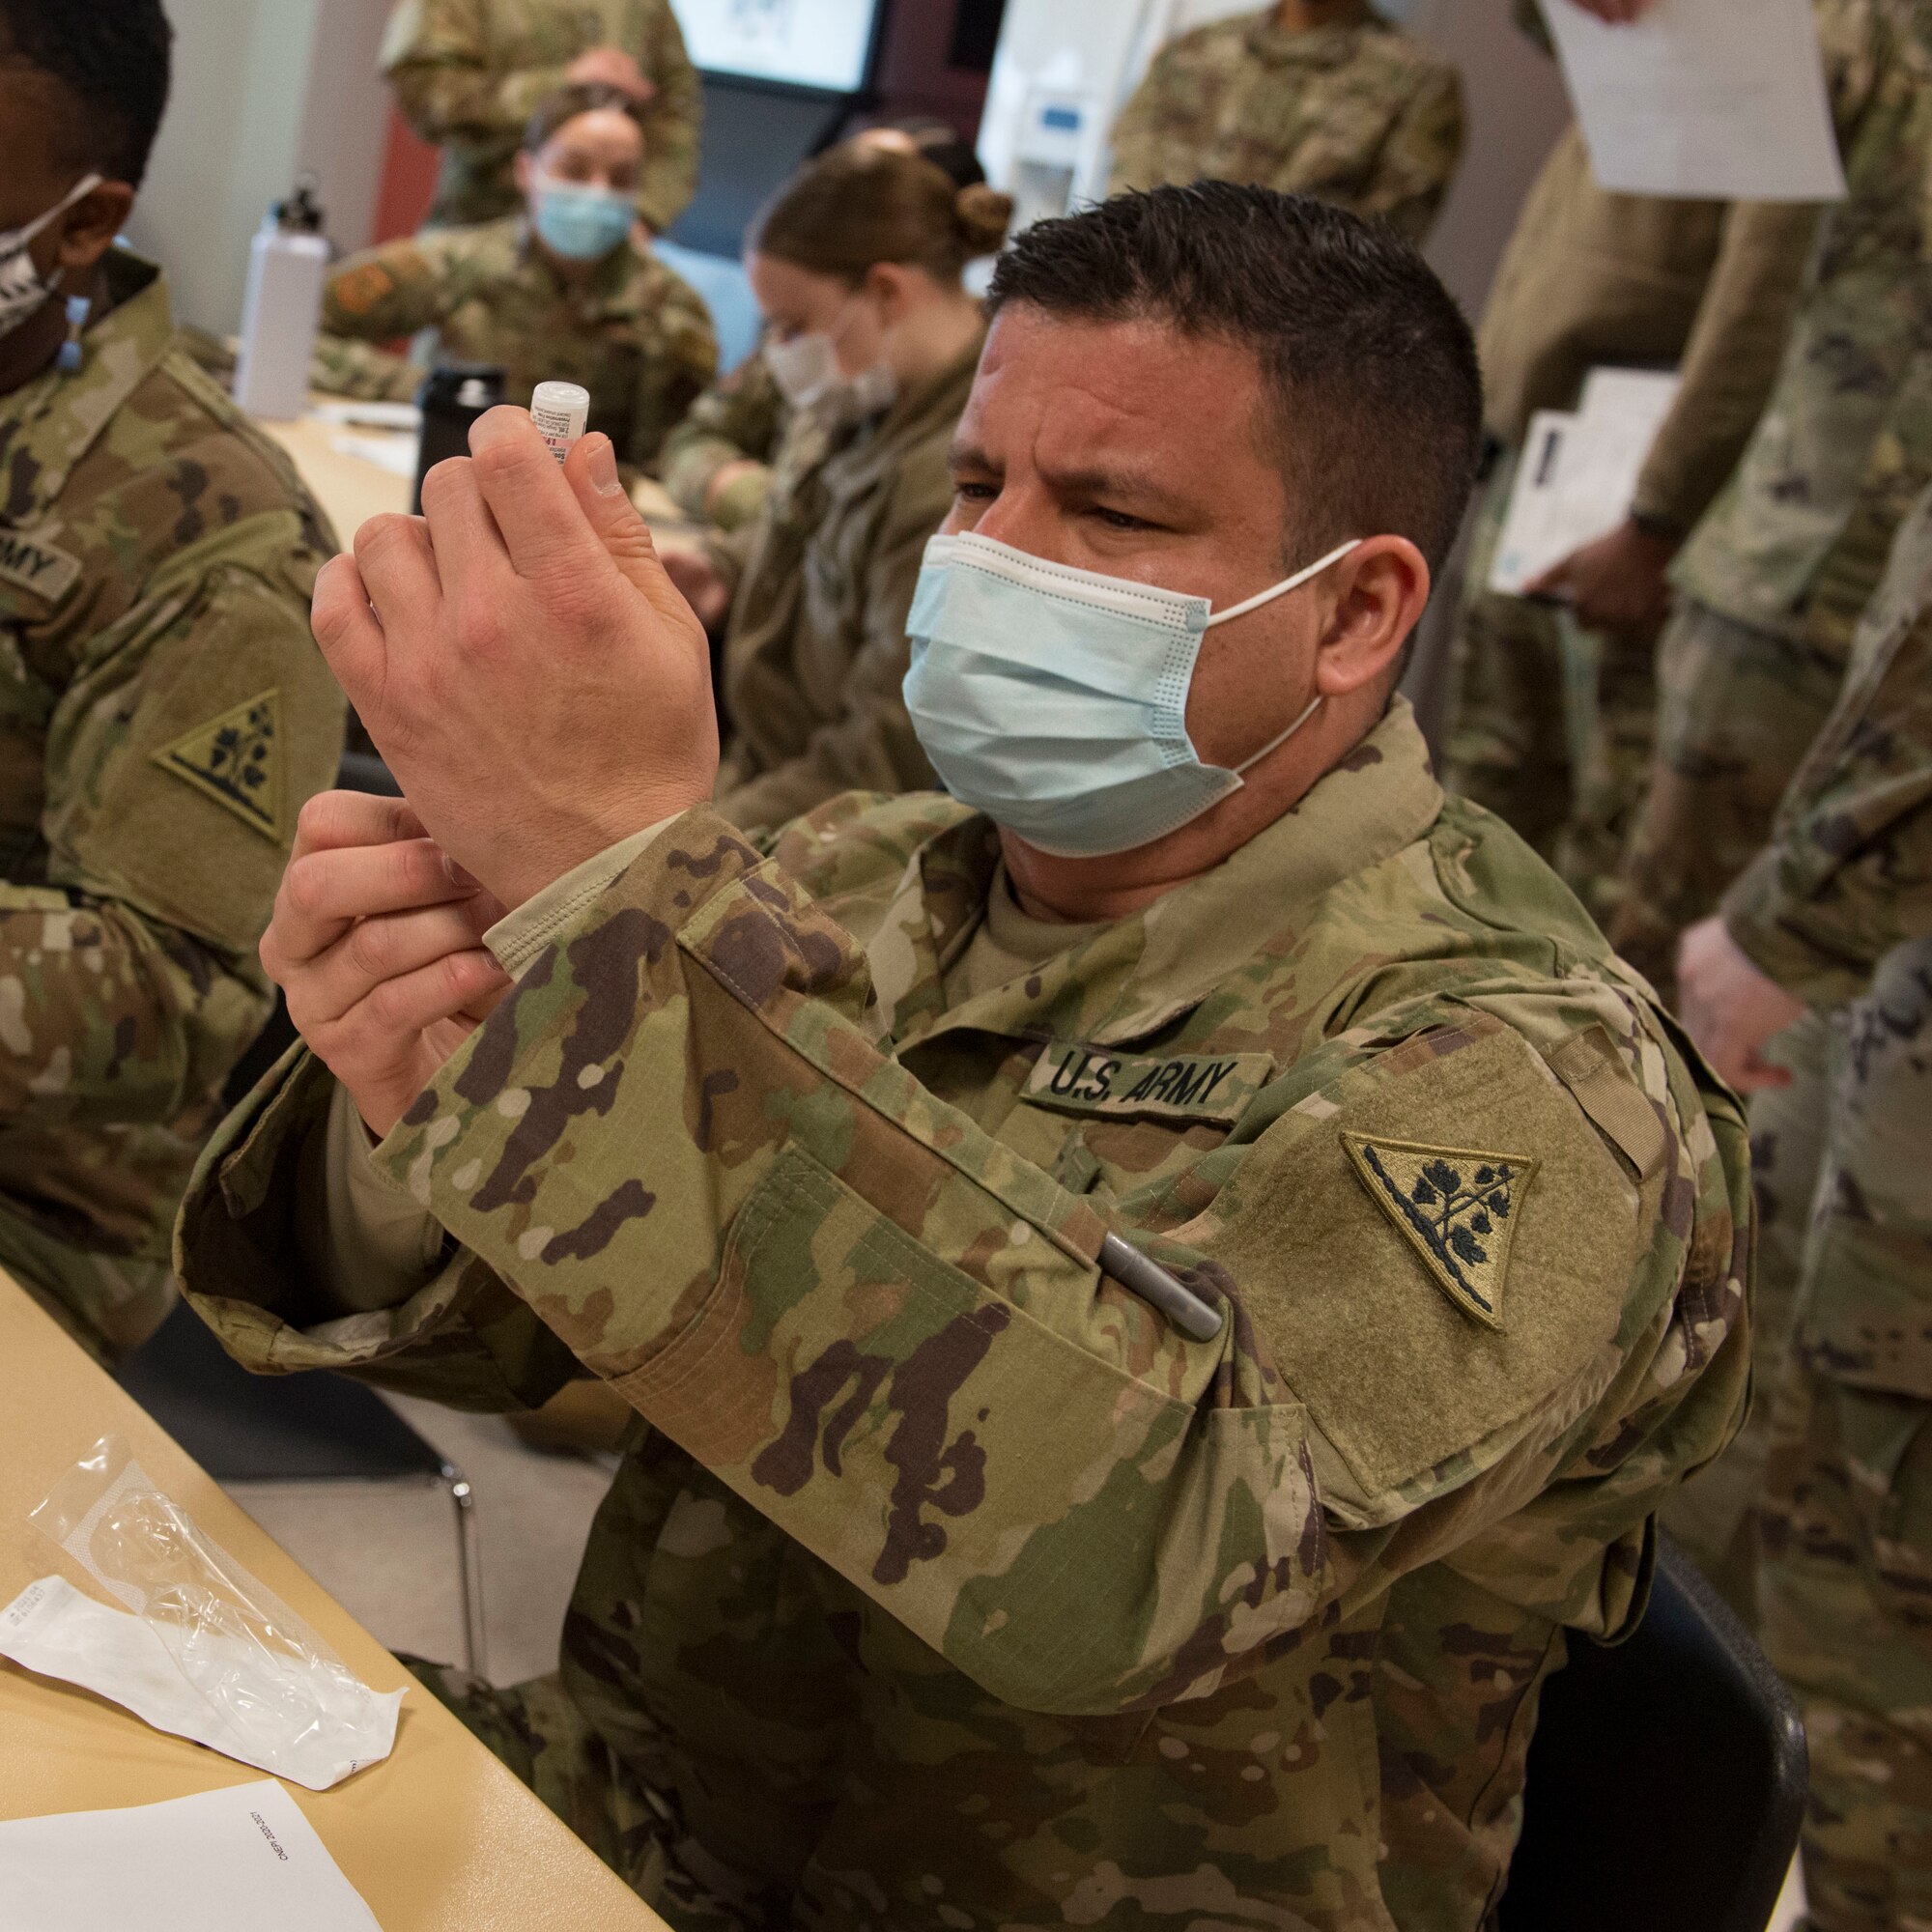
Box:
left=1720, top=848, right=1873, bottom=1009
left=485, top=815, right=688, bottom=980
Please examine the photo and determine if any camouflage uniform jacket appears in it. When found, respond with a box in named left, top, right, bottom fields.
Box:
left=0, top=252, right=345, bottom=1356
left=1723, top=477, right=1932, bottom=1005
left=315, top=217, right=718, bottom=470
left=179, top=699, right=1751, bottom=1930
left=1107, top=4, right=1464, bottom=245
left=710, top=341, right=979, bottom=832
left=660, top=345, right=786, bottom=533
left=1675, top=0, right=1932, bottom=645
left=380, top=0, right=702, bottom=235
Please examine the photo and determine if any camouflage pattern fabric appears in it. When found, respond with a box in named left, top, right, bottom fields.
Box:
left=1710, top=485, right=1932, bottom=1930
left=709, top=342, right=979, bottom=833
left=1441, top=451, right=1661, bottom=927
left=180, top=697, right=1752, bottom=1930
left=1607, top=596, right=1850, bottom=999
left=661, top=346, right=786, bottom=534
left=1673, top=0, right=1932, bottom=643
left=380, top=0, right=702, bottom=236
left=1108, top=4, right=1464, bottom=245
left=0, top=251, right=345, bottom=1359
left=313, top=216, right=718, bottom=471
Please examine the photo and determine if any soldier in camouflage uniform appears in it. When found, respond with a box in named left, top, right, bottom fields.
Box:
left=381, top=0, right=700, bottom=236
left=313, top=84, right=717, bottom=472
left=1442, top=0, right=1846, bottom=932
left=1611, top=0, right=1932, bottom=997
left=0, top=0, right=346, bottom=1359
left=1678, top=480, right=1932, bottom=1929
left=178, top=187, right=1749, bottom=1931
left=1108, top=1, right=1463, bottom=245
left=659, top=123, right=993, bottom=537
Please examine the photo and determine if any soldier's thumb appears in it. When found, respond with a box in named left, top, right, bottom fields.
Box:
left=564, top=433, right=692, bottom=631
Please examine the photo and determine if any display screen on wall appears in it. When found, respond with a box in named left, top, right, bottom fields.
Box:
left=672, top=0, right=884, bottom=93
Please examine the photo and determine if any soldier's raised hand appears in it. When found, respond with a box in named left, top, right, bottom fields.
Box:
left=262, top=791, right=512, bottom=1138
left=310, top=413, right=720, bottom=913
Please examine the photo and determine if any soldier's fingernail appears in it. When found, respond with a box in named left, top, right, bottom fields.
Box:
left=442, top=852, right=481, bottom=891
left=586, top=435, right=622, bottom=495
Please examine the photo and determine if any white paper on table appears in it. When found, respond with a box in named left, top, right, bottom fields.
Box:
left=0, top=1779, right=384, bottom=1931
left=310, top=399, right=423, bottom=432
left=328, top=431, right=419, bottom=479
left=1489, top=369, right=1682, bottom=595
left=1541, top=0, right=1846, bottom=201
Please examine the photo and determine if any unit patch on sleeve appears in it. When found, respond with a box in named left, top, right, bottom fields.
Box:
left=1024, top=1042, right=1274, bottom=1125
left=152, top=688, right=284, bottom=840
left=1342, top=1133, right=1540, bottom=1332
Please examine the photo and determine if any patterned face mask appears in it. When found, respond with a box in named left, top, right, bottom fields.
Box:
left=0, top=176, right=101, bottom=343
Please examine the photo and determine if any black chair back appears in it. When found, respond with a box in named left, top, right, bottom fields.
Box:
left=1499, top=1532, right=1807, bottom=1932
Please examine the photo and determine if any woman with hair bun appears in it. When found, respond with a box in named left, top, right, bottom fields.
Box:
left=666, top=143, right=1014, bottom=832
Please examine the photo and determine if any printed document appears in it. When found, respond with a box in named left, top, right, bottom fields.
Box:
left=0, top=1779, right=382, bottom=1930
left=1541, top=0, right=1846, bottom=201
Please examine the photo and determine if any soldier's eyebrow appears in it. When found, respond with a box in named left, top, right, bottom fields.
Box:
left=948, top=440, right=999, bottom=476
left=1036, top=459, right=1197, bottom=522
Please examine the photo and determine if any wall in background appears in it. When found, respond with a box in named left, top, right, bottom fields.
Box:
left=129, top=0, right=396, bottom=337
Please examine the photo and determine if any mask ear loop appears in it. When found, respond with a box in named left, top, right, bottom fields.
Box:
left=1204, top=538, right=1362, bottom=629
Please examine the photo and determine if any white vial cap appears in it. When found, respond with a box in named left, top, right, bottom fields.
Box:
left=530, top=381, right=590, bottom=463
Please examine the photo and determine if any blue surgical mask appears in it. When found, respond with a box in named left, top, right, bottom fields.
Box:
left=532, top=177, right=634, bottom=262
left=902, top=531, right=1361, bottom=857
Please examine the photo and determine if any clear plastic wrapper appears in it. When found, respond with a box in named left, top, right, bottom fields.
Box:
left=0, top=1435, right=400, bottom=1789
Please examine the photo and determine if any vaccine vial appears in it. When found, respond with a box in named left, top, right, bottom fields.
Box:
left=530, top=381, right=590, bottom=464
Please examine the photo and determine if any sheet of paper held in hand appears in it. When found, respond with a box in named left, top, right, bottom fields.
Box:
left=1490, top=367, right=1682, bottom=596
left=1540, top=0, right=1846, bottom=201
left=0, top=1780, right=383, bottom=1931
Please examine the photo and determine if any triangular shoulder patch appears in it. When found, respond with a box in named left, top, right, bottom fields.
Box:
left=1341, top=1132, right=1539, bottom=1333
left=151, top=688, right=284, bottom=841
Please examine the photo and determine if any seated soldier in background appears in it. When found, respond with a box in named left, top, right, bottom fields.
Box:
left=660, top=144, right=1011, bottom=831
left=1677, top=478, right=1932, bottom=1932
left=180, top=186, right=1749, bottom=1930
left=381, top=0, right=700, bottom=236
left=661, top=117, right=990, bottom=537
left=0, top=0, right=345, bottom=1358
left=313, top=83, right=717, bottom=476
left=1109, top=0, right=1464, bottom=244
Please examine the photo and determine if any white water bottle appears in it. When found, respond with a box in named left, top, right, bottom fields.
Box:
left=234, top=184, right=329, bottom=421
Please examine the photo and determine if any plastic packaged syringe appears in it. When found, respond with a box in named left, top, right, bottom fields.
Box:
left=530, top=381, right=590, bottom=464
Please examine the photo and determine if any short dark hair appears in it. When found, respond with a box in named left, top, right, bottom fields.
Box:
left=0, top=0, right=173, bottom=189
left=986, top=184, right=1484, bottom=574
left=523, top=81, right=645, bottom=155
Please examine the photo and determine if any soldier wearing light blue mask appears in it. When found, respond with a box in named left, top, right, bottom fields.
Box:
left=310, top=82, right=718, bottom=470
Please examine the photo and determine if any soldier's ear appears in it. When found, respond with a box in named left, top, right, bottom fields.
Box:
left=54, top=183, right=134, bottom=278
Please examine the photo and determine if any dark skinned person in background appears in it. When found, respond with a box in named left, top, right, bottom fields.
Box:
left=176, top=185, right=1749, bottom=1932
left=312, top=83, right=717, bottom=479
left=381, top=0, right=700, bottom=236
left=0, top=0, right=345, bottom=1361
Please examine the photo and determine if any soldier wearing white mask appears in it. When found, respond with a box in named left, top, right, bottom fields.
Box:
left=658, top=143, right=1014, bottom=833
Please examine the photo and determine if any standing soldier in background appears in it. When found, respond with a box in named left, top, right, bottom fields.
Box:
left=0, top=0, right=346, bottom=1357
left=1108, top=0, right=1463, bottom=245
left=1441, top=0, right=1837, bottom=933
left=1677, top=478, right=1932, bottom=1932
left=381, top=0, right=701, bottom=237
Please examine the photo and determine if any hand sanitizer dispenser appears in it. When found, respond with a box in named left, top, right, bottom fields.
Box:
left=234, top=184, right=328, bottom=423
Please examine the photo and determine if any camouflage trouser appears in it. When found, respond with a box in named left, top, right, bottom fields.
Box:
left=0, top=1206, right=177, bottom=1366
left=1756, top=938, right=1932, bottom=1931
left=1660, top=1012, right=1831, bottom=1623
left=1442, top=449, right=1661, bottom=928
left=402, top=1658, right=768, bottom=1931
left=1608, top=597, right=1845, bottom=1000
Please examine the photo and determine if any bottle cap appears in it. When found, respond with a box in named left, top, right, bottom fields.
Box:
left=530, top=382, right=590, bottom=463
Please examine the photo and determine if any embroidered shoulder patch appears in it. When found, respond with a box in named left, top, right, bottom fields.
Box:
left=1341, top=1133, right=1540, bottom=1332
left=152, top=688, right=284, bottom=840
